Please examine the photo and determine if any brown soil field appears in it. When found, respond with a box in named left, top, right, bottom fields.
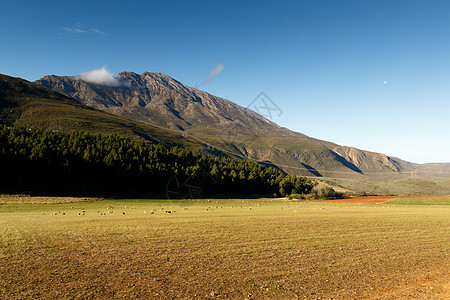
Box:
left=0, top=195, right=100, bottom=203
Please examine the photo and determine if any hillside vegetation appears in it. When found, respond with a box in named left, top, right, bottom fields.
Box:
left=0, top=74, right=206, bottom=151
left=0, top=125, right=315, bottom=197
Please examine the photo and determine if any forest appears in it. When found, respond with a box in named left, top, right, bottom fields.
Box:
left=0, top=125, right=315, bottom=197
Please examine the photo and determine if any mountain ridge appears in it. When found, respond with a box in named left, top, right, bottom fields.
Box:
left=0, top=71, right=445, bottom=180
left=36, top=71, right=424, bottom=179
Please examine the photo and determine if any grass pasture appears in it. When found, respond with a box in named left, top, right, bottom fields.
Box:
left=320, top=177, right=450, bottom=196
left=0, top=197, right=449, bottom=299
left=386, top=196, right=450, bottom=205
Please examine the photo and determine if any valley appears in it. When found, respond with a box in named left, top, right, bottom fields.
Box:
left=3, top=2, right=450, bottom=299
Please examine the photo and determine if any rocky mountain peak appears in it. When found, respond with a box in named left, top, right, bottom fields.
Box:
left=36, top=71, right=277, bottom=132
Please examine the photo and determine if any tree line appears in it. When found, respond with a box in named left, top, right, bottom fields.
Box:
left=0, top=125, right=315, bottom=197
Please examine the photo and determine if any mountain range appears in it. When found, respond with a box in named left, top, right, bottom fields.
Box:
left=1, top=72, right=449, bottom=180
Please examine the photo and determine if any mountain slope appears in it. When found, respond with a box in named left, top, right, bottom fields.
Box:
left=37, top=72, right=282, bottom=133
left=0, top=74, right=207, bottom=150
left=38, top=71, right=418, bottom=178
left=4, top=73, right=449, bottom=180
left=36, top=71, right=437, bottom=179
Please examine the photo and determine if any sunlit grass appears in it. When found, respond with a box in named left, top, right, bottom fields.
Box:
left=0, top=198, right=449, bottom=299
left=386, top=196, right=450, bottom=205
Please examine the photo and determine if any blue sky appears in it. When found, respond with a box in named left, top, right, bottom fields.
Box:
left=2, top=0, right=450, bottom=163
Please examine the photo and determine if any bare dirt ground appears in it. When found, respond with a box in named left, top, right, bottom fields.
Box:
left=0, top=195, right=100, bottom=203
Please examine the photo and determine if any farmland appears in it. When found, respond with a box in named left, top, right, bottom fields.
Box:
left=1, top=196, right=449, bottom=299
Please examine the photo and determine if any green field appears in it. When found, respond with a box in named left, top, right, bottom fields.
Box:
left=1, top=197, right=449, bottom=299
left=386, top=197, right=450, bottom=205
left=321, top=177, right=450, bottom=196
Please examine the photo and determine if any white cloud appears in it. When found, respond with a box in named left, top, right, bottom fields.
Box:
left=74, top=67, right=125, bottom=87
left=204, top=63, right=224, bottom=83
left=63, top=23, right=105, bottom=35
left=196, top=63, right=224, bottom=89
left=64, top=25, right=86, bottom=34
left=383, top=80, right=388, bottom=85
left=90, top=27, right=105, bottom=35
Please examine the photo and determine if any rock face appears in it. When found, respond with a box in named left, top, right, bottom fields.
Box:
left=332, top=146, right=401, bottom=172
left=35, top=71, right=428, bottom=178
left=37, top=72, right=278, bottom=133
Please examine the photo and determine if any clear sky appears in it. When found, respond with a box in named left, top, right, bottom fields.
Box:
left=2, top=0, right=450, bottom=163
